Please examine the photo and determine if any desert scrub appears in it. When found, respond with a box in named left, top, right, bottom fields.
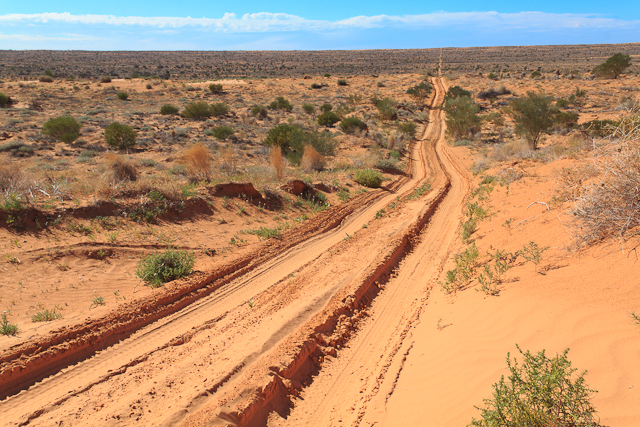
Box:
left=405, top=81, right=432, bottom=104
left=0, top=141, right=35, bottom=157
left=398, top=122, right=417, bottom=138
left=210, top=126, right=235, bottom=140
left=38, top=75, right=54, bottom=83
left=160, top=104, right=179, bottom=115
left=471, top=346, right=599, bottom=427
left=104, top=122, right=137, bottom=149
left=269, top=96, right=293, bottom=112
left=443, top=96, right=480, bottom=141
left=302, top=103, right=315, bottom=115
left=340, top=117, right=367, bottom=134
left=1, top=312, right=18, bottom=336
left=136, top=250, right=195, bottom=287
left=373, top=97, right=397, bottom=120
left=182, top=101, right=212, bottom=120
left=31, top=308, right=63, bottom=322
left=0, top=92, right=10, bottom=107
left=337, top=79, right=348, bottom=86
left=317, top=111, right=340, bottom=126
left=99, top=75, right=112, bottom=83
left=441, top=243, right=480, bottom=294
left=116, top=91, right=129, bottom=100
left=509, top=91, right=556, bottom=149
left=41, top=115, right=82, bottom=143
left=210, top=102, right=229, bottom=117
left=208, top=83, right=223, bottom=93
left=354, top=169, right=383, bottom=188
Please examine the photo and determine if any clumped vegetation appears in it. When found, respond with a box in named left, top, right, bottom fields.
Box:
left=509, top=91, right=556, bottom=149
left=182, top=101, right=213, bottom=120
left=318, top=111, right=341, bottom=126
left=41, top=115, right=82, bottom=143
left=160, top=104, right=179, bottom=115
left=208, top=83, right=223, bottom=93
left=269, top=96, right=293, bottom=112
left=443, top=95, right=481, bottom=141
left=354, top=169, right=383, bottom=188
left=592, top=53, right=632, bottom=79
left=104, top=122, right=137, bottom=149
left=31, top=308, right=63, bottom=322
left=264, top=124, right=337, bottom=165
left=136, top=250, right=195, bottom=287
left=406, top=81, right=432, bottom=104
left=210, top=126, right=235, bottom=140
left=373, top=97, right=398, bottom=120
left=471, top=346, right=600, bottom=427
left=1, top=312, right=18, bottom=336
left=339, top=116, right=367, bottom=134
left=0, top=92, right=11, bottom=107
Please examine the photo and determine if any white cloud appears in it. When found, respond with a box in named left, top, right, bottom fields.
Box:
left=0, top=11, right=636, bottom=33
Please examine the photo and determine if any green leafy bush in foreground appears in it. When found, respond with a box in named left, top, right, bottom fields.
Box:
left=136, top=250, right=195, bottom=287
left=104, top=122, right=137, bottom=149
left=471, top=345, right=600, bottom=427
left=354, top=169, right=383, bottom=188
left=42, top=115, right=82, bottom=143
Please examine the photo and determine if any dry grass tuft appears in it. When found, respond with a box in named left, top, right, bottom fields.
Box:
left=183, top=143, right=212, bottom=181
left=220, top=146, right=237, bottom=176
left=301, top=145, right=325, bottom=173
left=0, top=161, right=25, bottom=195
left=387, top=134, right=396, bottom=150
left=104, top=153, right=138, bottom=183
left=270, top=147, right=285, bottom=180
left=570, top=106, right=640, bottom=246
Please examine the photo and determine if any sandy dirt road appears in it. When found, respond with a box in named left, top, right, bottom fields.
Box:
left=0, top=78, right=468, bottom=426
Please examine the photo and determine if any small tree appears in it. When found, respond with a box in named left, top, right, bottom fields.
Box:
left=42, top=115, right=82, bottom=143
left=509, top=91, right=556, bottom=149
left=592, top=53, right=632, bottom=79
left=406, top=81, right=433, bottom=104
left=104, top=122, right=137, bottom=150
left=471, top=345, right=600, bottom=427
left=443, top=96, right=480, bottom=140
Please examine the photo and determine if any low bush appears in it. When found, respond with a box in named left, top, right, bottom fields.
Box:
left=99, top=76, right=112, bottom=83
left=116, top=91, right=129, bottom=100
left=406, top=81, right=432, bottom=103
left=340, top=116, right=367, bottom=134
left=209, top=83, right=223, bottom=93
left=38, top=75, right=54, bottom=83
left=555, top=111, right=579, bottom=128
left=324, top=73, right=331, bottom=77
left=302, top=103, right=315, bottom=115
left=31, top=308, right=63, bottom=322
left=0, top=92, right=10, bottom=107
left=182, top=101, right=212, bottom=120
left=443, top=96, right=480, bottom=140
left=269, top=96, right=293, bottom=112
left=0, top=141, right=35, bottom=157
left=210, top=102, right=229, bottom=117
left=211, top=126, right=235, bottom=140
left=320, top=103, right=333, bottom=112
left=471, top=346, right=599, bottom=427
left=160, top=104, right=179, bottom=115
left=354, top=169, right=383, bottom=188
left=0, top=312, right=18, bottom=336
left=104, top=122, right=137, bottom=149
left=251, top=105, right=268, bottom=118
left=398, top=122, right=417, bottom=138
left=337, top=79, right=348, bottom=86
left=581, top=119, right=618, bottom=137
left=104, top=153, right=138, bottom=182
left=444, top=85, right=471, bottom=102
left=136, top=250, right=195, bottom=287
left=373, top=97, right=398, bottom=120
left=42, top=115, right=82, bottom=143
left=310, top=83, right=323, bottom=89
left=183, top=143, right=212, bottom=180
left=301, top=145, right=325, bottom=172
left=318, top=111, right=341, bottom=126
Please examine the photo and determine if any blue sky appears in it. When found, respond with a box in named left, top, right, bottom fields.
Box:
left=0, top=1, right=639, bottom=50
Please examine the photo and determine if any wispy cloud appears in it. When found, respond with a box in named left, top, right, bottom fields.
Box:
left=0, top=11, right=636, bottom=33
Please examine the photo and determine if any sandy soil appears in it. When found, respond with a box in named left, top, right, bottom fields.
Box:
left=1, top=67, right=639, bottom=426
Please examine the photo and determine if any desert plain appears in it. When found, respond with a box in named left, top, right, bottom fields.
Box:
left=0, top=44, right=639, bottom=426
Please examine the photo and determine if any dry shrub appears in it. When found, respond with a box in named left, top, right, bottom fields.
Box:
left=220, top=146, right=237, bottom=176
left=0, top=161, right=24, bottom=194
left=388, top=134, right=396, bottom=150
left=270, top=146, right=285, bottom=180
left=491, top=140, right=534, bottom=162
left=301, top=145, right=325, bottom=173
left=570, top=107, right=640, bottom=246
left=104, top=153, right=138, bottom=183
left=183, top=143, right=212, bottom=181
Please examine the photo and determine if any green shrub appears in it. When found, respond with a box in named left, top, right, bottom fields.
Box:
left=337, top=79, right=348, bottom=86
left=340, top=116, right=367, bottom=134
left=310, top=83, right=323, bottom=89
left=444, top=85, right=471, bottom=102
left=581, top=119, right=618, bottom=137
left=556, top=98, right=570, bottom=109
left=0, top=141, right=35, bottom=157
left=406, top=81, right=432, bottom=103
left=42, top=115, right=82, bottom=143
left=160, top=104, right=179, bottom=115
left=38, top=75, right=54, bottom=83
left=211, top=126, right=235, bottom=140
left=354, top=169, right=383, bottom=188
left=324, top=73, right=331, bottom=77
left=373, top=97, right=398, bottom=120
left=182, top=101, right=212, bottom=120
left=0, top=312, right=18, bottom=336
left=100, top=75, right=112, bottom=83
left=398, top=122, right=417, bottom=138
left=136, top=250, right=195, bottom=287
left=443, top=96, right=481, bottom=140
left=264, top=125, right=337, bottom=165
left=592, top=53, right=632, bottom=79
left=116, top=91, right=129, bottom=100
left=471, top=346, right=599, bottom=427
left=509, top=91, right=556, bottom=149
left=31, top=308, right=63, bottom=322
left=302, top=103, right=315, bottom=115
left=304, top=130, right=339, bottom=157
left=320, top=103, right=333, bottom=113
left=209, top=83, right=223, bottom=93
left=104, top=122, right=137, bottom=149
left=251, top=105, right=268, bottom=118
left=0, top=93, right=9, bottom=107
left=530, top=70, right=541, bottom=79
left=318, top=111, right=341, bottom=126
left=210, top=102, right=229, bottom=117
left=269, top=96, right=293, bottom=112
left=146, top=83, right=152, bottom=90
left=555, top=111, right=579, bottom=128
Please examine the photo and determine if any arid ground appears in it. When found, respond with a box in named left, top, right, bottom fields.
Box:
left=0, top=45, right=639, bottom=426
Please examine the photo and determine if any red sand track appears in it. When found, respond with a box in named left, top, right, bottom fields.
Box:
left=0, top=78, right=470, bottom=426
